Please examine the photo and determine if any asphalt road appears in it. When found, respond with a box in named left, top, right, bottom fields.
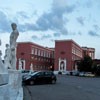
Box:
left=23, top=75, right=100, bottom=100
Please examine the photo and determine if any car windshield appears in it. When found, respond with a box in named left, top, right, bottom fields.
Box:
left=22, top=70, right=30, bottom=73
left=45, top=71, right=53, bottom=75
left=30, top=71, right=41, bottom=76
left=26, top=71, right=43, bottom=79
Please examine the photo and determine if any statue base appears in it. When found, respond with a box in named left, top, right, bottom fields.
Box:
left=0, top=73, right=8, bottom=86
left=0, top=70, right=23, bottom=100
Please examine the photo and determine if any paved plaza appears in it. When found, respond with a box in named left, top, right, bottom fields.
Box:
left=23, top=75, right=100, bottom=100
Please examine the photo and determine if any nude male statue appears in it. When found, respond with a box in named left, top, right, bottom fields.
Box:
left=4, top=44, right=11, bottom=69
left=9, top=23, right=19, bottom=69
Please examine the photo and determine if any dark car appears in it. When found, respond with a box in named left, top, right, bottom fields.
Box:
left=22, top=71, right=57, bottom=85
left=22, top=70, right=36, bottom=80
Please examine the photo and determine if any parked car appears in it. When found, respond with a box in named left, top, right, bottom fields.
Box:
left=22, top=71, right=57, bottom=85
left=72, top=70, right=79, bottom=76
left=79, top=72, right=85, bottom=77
left=21, top=70, right=30, bottom=78
left=21, top=70, right=36, bottom=79
left=84, top=72, right=95, bottom=77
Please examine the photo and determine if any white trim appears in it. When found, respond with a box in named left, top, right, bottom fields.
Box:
left=18, top=59, right=25, bottom=70
left=58, top=58, right=67, bottom=72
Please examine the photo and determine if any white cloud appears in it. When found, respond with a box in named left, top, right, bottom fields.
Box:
left=0, top=33, right=10, bottom=59
left=53, top=0, right=68, bottom=8
left=0, top=0, right=100, bottom=59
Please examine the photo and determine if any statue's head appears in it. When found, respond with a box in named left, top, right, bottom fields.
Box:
left=11, top=23, right=17, bottom=30
left=6, top=44, right=9, bottom=48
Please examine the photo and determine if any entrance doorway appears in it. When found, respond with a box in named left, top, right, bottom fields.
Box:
left=59, top=58, right=66, bottom=73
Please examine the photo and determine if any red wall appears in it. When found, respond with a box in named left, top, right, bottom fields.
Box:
left=54, top=40, right=83, bottom=71
left=16, top=40, right=95, bottom=72
left=16, top=42, right=54, bottom=71
left=55, top=41, right=72, bottom=71
left=17, top=43, right=31, bottom=70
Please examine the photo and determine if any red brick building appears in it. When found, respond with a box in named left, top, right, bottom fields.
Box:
left=16, top=40, right=95, bottom=74
left=16, top=42, right=54, bottom=71
left=54, top=40, right=83, bottom=74
left=82, top=47, right=95, bottom=59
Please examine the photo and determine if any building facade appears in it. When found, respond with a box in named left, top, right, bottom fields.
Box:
left=54, top=40, right=83, bottom=74
left=82, top=47, right=95, bottom=59
left=16, top=40, right=95, bottom=74
left=16, top=42, right=54, bottom=71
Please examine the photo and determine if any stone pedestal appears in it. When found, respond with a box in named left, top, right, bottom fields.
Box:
left=0, top=84, right=9, bottom=100
left=0, top=70, right=23, bottom=100
left=0, top=74, right=9, bottom=85
left=0, top=73, right=9, bottom=100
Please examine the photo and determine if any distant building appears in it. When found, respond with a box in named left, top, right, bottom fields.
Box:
left=16, top=42, right=54, bottom=71
left=93, top=59, right=100, bottom=66
left=82, top=47, right=95, bottom=59
left=54, top=40, right=83, bottom=74
left=16, top=40, right=95, bottom=74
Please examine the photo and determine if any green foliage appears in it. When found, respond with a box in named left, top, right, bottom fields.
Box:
left=77, top=55, right=100, bottom=76
left=92, top=63, right=100, bottom=76
left=77, top=55, right=93, bottom=72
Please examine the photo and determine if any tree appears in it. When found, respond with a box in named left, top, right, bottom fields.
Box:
left=77, top=55, right=93, bottom=72
left=96, top=65, right=100, bottom=75
left=92, top=64, right=100, bottom=76
left=77, top=60, right=84, bottom=72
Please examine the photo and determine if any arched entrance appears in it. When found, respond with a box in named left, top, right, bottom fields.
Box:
left=18, top=58, right=25, bottom=70
left=59, top=58, right=66, bottom=73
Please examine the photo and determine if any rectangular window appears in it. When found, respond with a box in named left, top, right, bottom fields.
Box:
left=31, top=48, right=34, bottom=54
left=38, top=49, right=40, bottom=56
left=35, top=48, right=37, bottom=55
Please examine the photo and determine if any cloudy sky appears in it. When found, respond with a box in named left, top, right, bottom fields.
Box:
left=0, top=0, right=100, bottom=59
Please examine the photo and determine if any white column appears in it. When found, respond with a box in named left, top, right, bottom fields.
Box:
left=64, top=59, right=66, bottom=71
left=59, top=58, right=61, bottom=71
left=30, top=63, right=33, bottom=71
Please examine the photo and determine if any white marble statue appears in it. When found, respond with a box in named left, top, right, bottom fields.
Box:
left=0, top=24, right=23, bottom=100
left=9, top=23, right=19, bottom=70
left=0, top=40, right=7, bottom=73
left=4, top=44, right=11, bottom=69
left=30, top=63, right=33, bottom=71
left=18, top=58, right=23, bottom=70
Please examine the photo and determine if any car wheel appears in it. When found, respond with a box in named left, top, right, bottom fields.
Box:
left=52, top=80, right=56, bottom=84
left=30, top=81, right=34, bottom=85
